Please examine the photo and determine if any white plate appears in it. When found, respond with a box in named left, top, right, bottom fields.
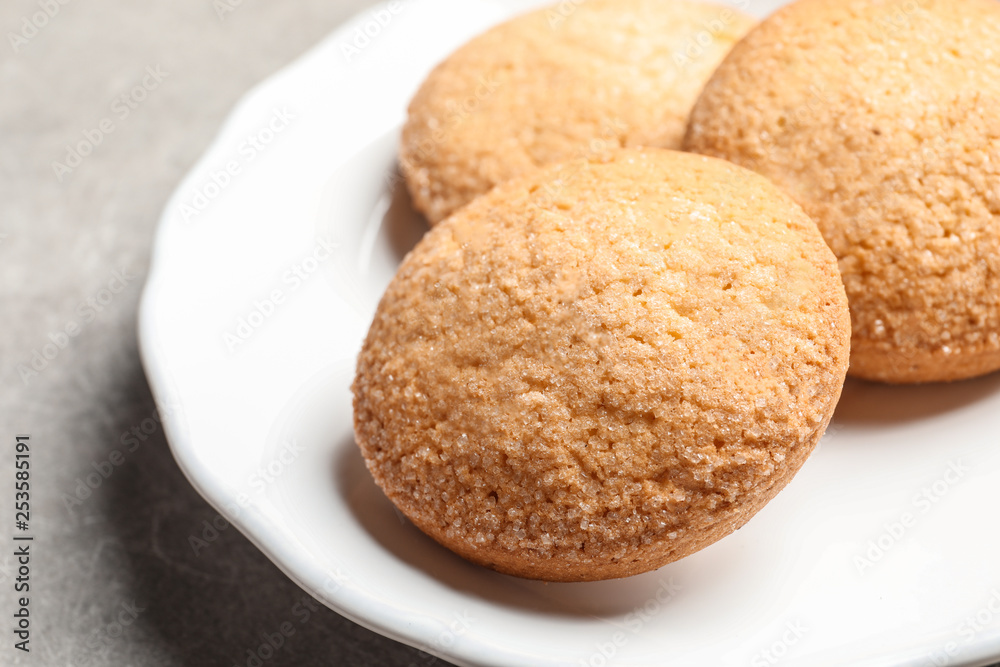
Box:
left=138, top=1, right=1000, bottom=665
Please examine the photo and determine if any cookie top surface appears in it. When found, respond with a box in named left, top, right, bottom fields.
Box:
left=401, top=0, right=756, bottom=224
left=685, top=0, right=1000, bottom=383
left=353, top=148, right=850, bottom=581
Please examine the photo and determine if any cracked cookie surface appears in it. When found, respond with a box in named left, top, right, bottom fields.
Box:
left=353, top=148, right=850, bottom=581
left=401, top=0, right=755, bottom=225
left=685, top=0, right=1000, bottom=383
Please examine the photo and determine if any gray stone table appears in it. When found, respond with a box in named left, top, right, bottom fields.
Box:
left=1, top=0, right=447, bottom=664
left=2, top=1, right=998, bottom=666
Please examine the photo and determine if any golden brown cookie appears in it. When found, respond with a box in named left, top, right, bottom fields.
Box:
left=353, top=148, right=850, bottom=582
left=401, top=0, right=756, bottom=225
left=684, top=0, right=1000, bottom=383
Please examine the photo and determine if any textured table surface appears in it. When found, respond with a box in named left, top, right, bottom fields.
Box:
left=0, top=1, right=450, bottom=664
left=4, top=1, right=1000, bottom=667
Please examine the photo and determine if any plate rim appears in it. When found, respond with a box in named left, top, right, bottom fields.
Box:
left=137, top=2, right=1000, bottom=666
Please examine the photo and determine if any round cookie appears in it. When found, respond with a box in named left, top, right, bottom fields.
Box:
left=353, top=148, right=850, bottom=582
left=401, top=0, right=756, bottom=225
left=684, top=0, right=1000, bottom=383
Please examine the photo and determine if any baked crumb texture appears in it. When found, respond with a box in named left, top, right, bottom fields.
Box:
left=353, top=149, right=850, bottom=581
left=685, top=0, right=1000, bottom=383
left=401, top=0, right=756, bottom=225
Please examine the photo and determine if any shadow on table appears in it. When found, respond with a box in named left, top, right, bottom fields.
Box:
left=97, top=358, right=441, bottom=667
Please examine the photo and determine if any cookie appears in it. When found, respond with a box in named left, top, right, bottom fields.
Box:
left=401, top=0, right=756, bottom=225
left=684, top=0, right=1000, bottom=383
left=353, top=148, right=850, bottom=581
